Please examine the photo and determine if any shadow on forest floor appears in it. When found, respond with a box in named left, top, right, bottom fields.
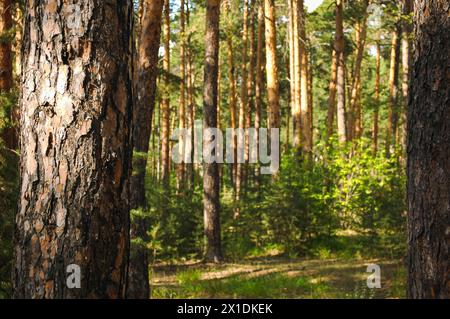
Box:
left=150, top=256, right=406, bottom=299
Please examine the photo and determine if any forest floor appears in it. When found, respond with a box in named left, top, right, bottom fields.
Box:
left=150, top=256, right=406, bottom=299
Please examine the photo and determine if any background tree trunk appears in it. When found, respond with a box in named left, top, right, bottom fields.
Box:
left=127, top=0, right=163, bottom=299
left=161, top=0, right=171, bottom=186
left=0, top=0, right=17, bottom=150
left=335, top=0, right=347, bottom=143
left=372, top=39, right=381, bottom=155
left=14, top=0, right=133, bottom=299
left=264, top=0, right=280, bottom=130
left=407, top=0, right=450, bottom=299
left=326, top=49, right=338, bottom=141
left=387, top=25, right=401, bottom=155
left=177, top=0, right=186, bottom=190
left=203, top=0, right=222, bottom=263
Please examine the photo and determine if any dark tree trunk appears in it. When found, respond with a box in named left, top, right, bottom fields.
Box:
left=14, top=0, right=134, bottom=299
left=203, top=0, right=222, bottom=263
left=127, top=0, right=164, bottom=299
left=407, top=0, right=450, bottom=299
left=0, top=0, right=18, bottom=150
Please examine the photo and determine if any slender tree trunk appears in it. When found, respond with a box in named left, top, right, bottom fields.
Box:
left=186, top=1, right=195, bottom=190
left=335, top=0, right=347, bottom=143
left=225, top=4, right=238, bottom=190
left=292, top=0, right=301, bottom=148
left=288, top=0, right=295, bottom=148
left=372, top=40, right=381, bottom=154
left=14, top=0, right=133, bottom=299
left=387, top=24, right=401, bottom=155
left=407, top=0, right=450, bottom=299
left=326, top=48, right=338, bottom=141
left=127, top=0, right=163, bottom=299
left=245, top=0, right=255, bottom=186
left=349, top=4, right=368, bottom=140
left=0, top=0, right=17, bottom=150
left=264, top=0, right=280, bottom=130
left=203, top=0, right=222, bottom=263
left=177, top=0, right=186, bottom=190
left=161, top=0, right=171, bottom=186
left=299, top=0, right=311, bottom=153
left=400, top=0, right=413, bottom=152
left=254, top=1, right=264, bottom=181
left=235, top=0, right=249, bottom=217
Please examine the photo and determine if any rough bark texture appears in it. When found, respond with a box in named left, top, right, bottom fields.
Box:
left=128, top=0, right=163, bottom=299
left=291, top=0, right=301, bottom=147
left=335, top=0, right=347, bottom=143
left=407, top=0, right=450, bottom=299
left=203, top=0, right=222, bottom=263
left=264, top=0, right=280, bottom=130
left=15, top=0, right=133, bottom=299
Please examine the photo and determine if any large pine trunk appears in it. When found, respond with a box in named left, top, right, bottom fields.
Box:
left=14, top=0, right=133, bottom=298
left=407, top=0, right=450, bottom=299
left=203, top=0, right=222, bottom=263
left=128, top=0, right=164, bottom=299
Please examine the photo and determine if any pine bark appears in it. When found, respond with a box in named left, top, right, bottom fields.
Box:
left=372, top=39, right=381, bottom=155
left=177, top=0, right=186, bottom=190
left=203, top=0, right=222, bottom=263
left=299, top=0, right=311, bottom=153
left=335, top=0, right=347, bottom=143
left=14, top=0, right=133, bottom=298
left=161, top=0, right=171, bottom=186
left=407, top=0, right=450, bottom=299
left=326, top=48, right=338, bottom=141
left=387, top=25, right=401, bottom=154
left=264, top=0, right=280, bottom=130
left=128, top=0, right=163, bottom=299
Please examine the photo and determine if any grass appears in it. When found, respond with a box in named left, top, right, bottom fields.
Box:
left=151, top=256, right=406, bottom=299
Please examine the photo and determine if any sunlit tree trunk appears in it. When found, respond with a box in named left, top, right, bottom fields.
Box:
left=186, top=1, right=195, bottom=190
left=400, top=0, right=413, bottom=152
left=254, top=2, right=264, bottom=182
left=225, top=3, right=238, bottom=190
left=326, top=49, right=338, bottom=141
left=14, top=0, right=133, bottom=299
left=299, top=0, right=311, bottom=153
left=264, top=0, right=280, bottom=130
left=177, top=0, right=186, bottom=190
left=372, top=39, right=381, bottom=154
left=335, top=0, right=347, bottom=143
left=127, top=0, right=163, bottom=299
left=387, top=24, right=401, bottom=155
left=349, top=4, right=368, bottom=140
left=203, top=0, right=222, bottom=263
left=291, top=0, right=301, bottom=148
left=161, top=0, right=171, bottom=186
left=407, top=0, right=450, bottom=299
left=235, top=0, right=249, bottom=217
